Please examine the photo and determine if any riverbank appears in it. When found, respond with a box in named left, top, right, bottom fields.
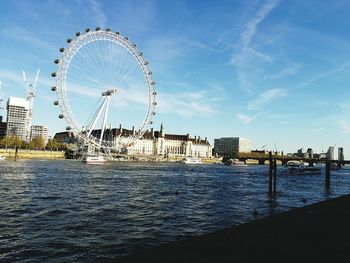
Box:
left=120, top=194, right=350, bottom=262
left=0, top=149, right=65, bottom=159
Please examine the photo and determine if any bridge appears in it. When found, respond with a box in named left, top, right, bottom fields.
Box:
left=228, top=154, right=349, bottom=167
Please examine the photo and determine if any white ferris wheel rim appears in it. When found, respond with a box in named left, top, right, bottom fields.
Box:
left=52, top=29, right=156, bottom=149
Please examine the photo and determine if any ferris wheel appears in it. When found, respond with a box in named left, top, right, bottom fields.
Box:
left=51, top=27, right=157, bottom=151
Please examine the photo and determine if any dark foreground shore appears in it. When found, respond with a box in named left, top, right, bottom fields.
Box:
left=120, top=194, right=350, bottom=263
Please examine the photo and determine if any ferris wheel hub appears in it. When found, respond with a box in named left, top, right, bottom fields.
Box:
left=102, top=88, right=117, bottom=96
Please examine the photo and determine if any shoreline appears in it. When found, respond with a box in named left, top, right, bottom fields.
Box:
left=0, top=149, right=223, bottom=163
left=0, top=149, right=65, bottom=159
left=120, top=194, right=350, bottom=262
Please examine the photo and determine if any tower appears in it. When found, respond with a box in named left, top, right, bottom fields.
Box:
left=0, top=81, right=3, bottom=117
left=160, top=122, right=164, bottom=137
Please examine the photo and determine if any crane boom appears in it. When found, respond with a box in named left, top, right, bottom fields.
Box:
left=22, top=69, right=40, bottom=142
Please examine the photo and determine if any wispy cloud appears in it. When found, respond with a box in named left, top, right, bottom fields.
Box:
left=158, top=91, right=218, bottom=117
left=231, top=0, right=280, bottom=94
left=88, top=0, right=107, bottom=27
left=0, top=69, right=24, bottom=85
left=337, top=119, right=350, bottom=134
left=0, top=25, right=56, bottom=50
left=311, top=127, right=326, bottom=133
left=240, top=0, right=280, bottom=49
left=248, top=88, right=287, bottom=110
left=236, top=113, right=256, bottom=124
left=300, top=61, right=350, bottom=87
left=265, top=63, right=301, bottom=79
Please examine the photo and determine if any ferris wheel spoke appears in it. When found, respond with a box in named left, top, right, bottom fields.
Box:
left=77, top=44, right=108, bottom=86
left=119, top=61, right=140, bottom=88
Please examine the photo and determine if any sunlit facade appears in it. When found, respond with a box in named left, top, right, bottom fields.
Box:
left=213, top=137, right=251, bottom=158
left=30, top=125, right=49, bottom=144
left=6, top=97, right=29, bottom=141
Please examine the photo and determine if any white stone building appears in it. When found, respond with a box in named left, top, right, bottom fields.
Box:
left=126, top=124, right=212, bottom=157
left=82, top=124, right=212, bottom=157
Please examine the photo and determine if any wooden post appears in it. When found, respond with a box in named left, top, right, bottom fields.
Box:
left=325, top=160, right=330, bottom=189
left=15, top=146, right=18, bottom=161
left=273, top=158, right=277, bottom=196
left=269, top=152, right=273, bottom=196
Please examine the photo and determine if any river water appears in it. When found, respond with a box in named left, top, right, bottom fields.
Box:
left=1, top=160, right=350, bottom=262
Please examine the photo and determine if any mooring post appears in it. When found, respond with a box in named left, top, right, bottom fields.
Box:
left=273, top=158, right=277, bottom=196
left=325, top=160, right=330, bottom=189
left=15, top=146, right=18, bottom=161
left=269, top=151, right=273, bottom=196
left=337, top=161, right=342, bottom=170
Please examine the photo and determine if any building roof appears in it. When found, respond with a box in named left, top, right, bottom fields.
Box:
left=7, top=97, right=29, bottom=109
left=54, top=126, right=211, bottom=146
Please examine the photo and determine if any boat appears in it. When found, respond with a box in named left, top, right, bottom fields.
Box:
left=225, top=158, right=247, bottom=167
left=0, top=155, right=6, bottom=161
left=181, top=157, right=203, bottom=164
left=284, top=160, right=320, bottom=174
left=82, top=155, right=107, bottom=164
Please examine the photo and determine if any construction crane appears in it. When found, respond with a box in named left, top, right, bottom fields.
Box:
left=0, top=81, right=3, bottom=111
left=22, top=69, right=40, bottom=141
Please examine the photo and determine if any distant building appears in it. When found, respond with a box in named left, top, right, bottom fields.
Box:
left=53, top=131, right=76, bottom=144
left=306, top=148, right=313, bottom=159
left=326, top=146, right=337, bottom=160
left=0, top=115, right=6, bottom=139
left=338, top=147, right=344, bottom=161
left=213, top=137, right=251, bottom=158
left=30, top=125, right=48, bottom=144
left=319, top=152, right=327, bottom=159
left=6, top=97, right=29, bottom=141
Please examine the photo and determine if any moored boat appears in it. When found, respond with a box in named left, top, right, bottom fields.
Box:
left=0, top=155, right=6, bottom=161
left=82, top=155, right=107, bottom=164
left=284, top=160, right=320, bottom=174
left=181, top=157, right=203, bottom=164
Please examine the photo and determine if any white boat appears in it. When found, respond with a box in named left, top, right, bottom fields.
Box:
left=284, top=160, right=320, bottom=174
left=181, top=157, right=203, bottom=164
left=82, top=155, right=107, bottom=164
left=225, top=158, right=247, bottom=167
left=0, top=155, right=6, bottom=161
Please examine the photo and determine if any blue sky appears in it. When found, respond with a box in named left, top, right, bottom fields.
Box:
left=0, top=0, right=350, bottom=156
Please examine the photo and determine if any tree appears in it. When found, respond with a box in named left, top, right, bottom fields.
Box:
left=5, top=135, right=23, bottom=149
left=46, top=138, right=60, bottom=151
left=30, top=136, right=45, bottom=150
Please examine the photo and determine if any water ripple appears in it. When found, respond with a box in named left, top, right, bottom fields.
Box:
left=1, top=160, right=350, bottom=262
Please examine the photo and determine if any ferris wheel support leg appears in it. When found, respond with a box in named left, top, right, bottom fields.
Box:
left=87, top=97, right=109, bottom=138
left=100, top=96, right=111, bottom=143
